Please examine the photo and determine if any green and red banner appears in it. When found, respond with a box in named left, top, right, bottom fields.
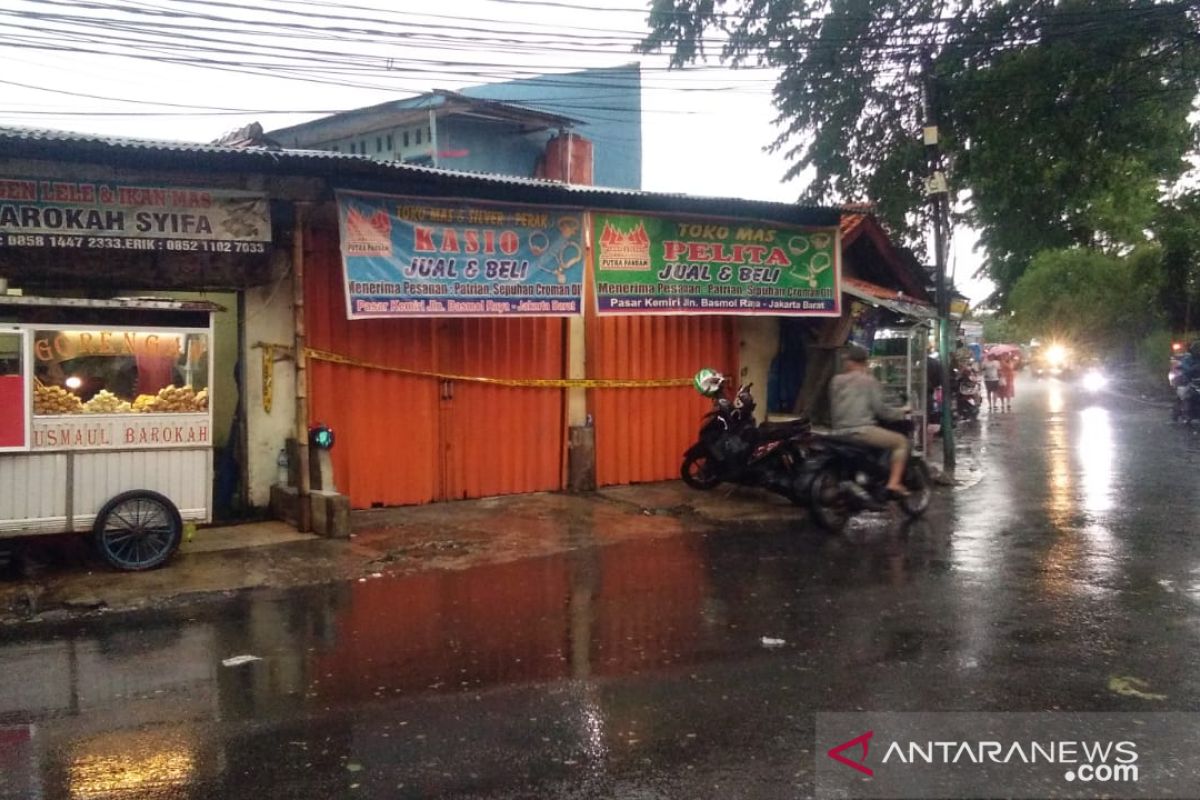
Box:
left=592, top=213, right=840, bottom=316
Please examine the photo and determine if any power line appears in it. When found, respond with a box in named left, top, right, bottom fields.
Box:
left=0, top=0, right=1193, bottom=123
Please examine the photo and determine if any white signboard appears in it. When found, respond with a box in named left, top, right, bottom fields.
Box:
left=0, top=178, right=270, bottom=253
left=32, top=413, right=210, bottom=451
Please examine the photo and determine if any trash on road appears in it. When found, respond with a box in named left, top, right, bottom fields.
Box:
left=221, top=654, right=262, bottom=667
left=760, top=636, right=786, bottom=647
left=1108, top=675, right=1167, bottom=701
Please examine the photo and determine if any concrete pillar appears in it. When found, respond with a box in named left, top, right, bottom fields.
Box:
left=565, top=313, right=596, bottom=491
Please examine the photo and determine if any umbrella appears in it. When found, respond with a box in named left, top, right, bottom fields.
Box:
left=986, top=344, right=1021, bottom=357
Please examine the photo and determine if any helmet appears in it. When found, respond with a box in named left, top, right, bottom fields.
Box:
left=693, top=367, right=724, bottom=397
left=843, top=344, right=870, bottom=364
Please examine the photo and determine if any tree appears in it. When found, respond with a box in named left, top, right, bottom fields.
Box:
left=1008, top=246, right=1163, bottom=354
left=979, top=312, right=1016, bottom=344
left=1154, top=191, right=1200, bottom=332
left=641, top=0, right=1200, bottom=296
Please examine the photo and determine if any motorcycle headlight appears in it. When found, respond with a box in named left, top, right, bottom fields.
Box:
left=1082, top=370, right=1107, bottom=392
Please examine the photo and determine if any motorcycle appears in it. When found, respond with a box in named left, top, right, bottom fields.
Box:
left=801, top=418, right=933, bottom=533
left=1172, top=377, right=1200, bottom=424
left=680, top=372, right=813, bottom=503
left=955, top=366, right=982, bottom=421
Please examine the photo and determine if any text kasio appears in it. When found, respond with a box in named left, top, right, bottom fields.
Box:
left=412, top=225, right=522, bottom=256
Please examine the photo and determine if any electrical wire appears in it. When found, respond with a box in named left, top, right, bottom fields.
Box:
left=0, top=0, right=1192, bottom=121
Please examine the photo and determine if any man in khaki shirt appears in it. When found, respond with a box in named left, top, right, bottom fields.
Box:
left=829, top=344, right=911, bottom=495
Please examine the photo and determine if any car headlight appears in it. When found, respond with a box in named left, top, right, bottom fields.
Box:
left=1046, top=344, right=1068, bottom=367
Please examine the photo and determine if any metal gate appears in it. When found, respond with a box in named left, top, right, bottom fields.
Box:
left=305, top=229, right=566, bottom=508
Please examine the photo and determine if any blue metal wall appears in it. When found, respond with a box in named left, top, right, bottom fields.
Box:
left=434, top=117, right=545, bottom=177
left=460, top=64, right=642, bottom=190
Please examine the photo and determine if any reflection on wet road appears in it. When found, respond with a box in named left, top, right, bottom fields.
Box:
left=4, top=377, right=1200, bottom=799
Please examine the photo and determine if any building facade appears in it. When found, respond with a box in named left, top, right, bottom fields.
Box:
left=0, top=126, right=927, bottom=531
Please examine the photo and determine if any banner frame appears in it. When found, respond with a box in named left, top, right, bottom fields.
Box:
left=335, top=190, right=590, bottom=321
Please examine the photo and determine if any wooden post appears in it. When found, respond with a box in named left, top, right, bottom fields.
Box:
left=292, top=203, right=312, bottom=532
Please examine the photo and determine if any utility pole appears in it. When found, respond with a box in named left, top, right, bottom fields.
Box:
left=922, top=50, right=955, bottom=477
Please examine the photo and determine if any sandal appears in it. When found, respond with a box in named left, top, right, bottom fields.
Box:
left=886, top=486, right=910, bottom=499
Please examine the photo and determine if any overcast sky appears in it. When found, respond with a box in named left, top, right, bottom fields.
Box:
left=0, top=0, right=993, bottom=302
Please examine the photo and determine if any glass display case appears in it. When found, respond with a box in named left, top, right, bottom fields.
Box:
left=31, top=327, right=209, bottom=416
left=869, top=324, right=931, bottom=456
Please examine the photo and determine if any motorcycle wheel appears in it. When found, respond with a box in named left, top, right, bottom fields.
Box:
left=809, top=468, right=849, bottom=533
left=681, top=452, right=721, bottom=490
left=899, top=460, right=932, bottom=518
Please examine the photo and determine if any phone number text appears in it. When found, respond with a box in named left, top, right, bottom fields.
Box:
left=1, top=233, right=268, bottom=253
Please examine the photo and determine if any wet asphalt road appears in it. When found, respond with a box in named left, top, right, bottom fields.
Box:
left=3, top=376, right=1200, bottom=799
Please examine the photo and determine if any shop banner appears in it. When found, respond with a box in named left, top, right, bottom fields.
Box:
left=337, top=191, right=584, bottom=318
left=592, top=213, right=841, bottom=316
left=0, top=177, right=270, bottom=253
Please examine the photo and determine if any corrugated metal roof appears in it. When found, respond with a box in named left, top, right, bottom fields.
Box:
left=0, top=125, right=845, bottom=226
left=843, top=277, right=935, bottom=319
left=0, top=125, right=346, bottom=158
left=0, top=293, right=225, bottom=313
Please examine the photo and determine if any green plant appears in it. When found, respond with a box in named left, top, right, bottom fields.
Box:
left=1136, top=328, right=1173, bottom=384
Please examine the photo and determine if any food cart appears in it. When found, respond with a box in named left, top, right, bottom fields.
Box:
left=0, top=295, right=216, bottom=570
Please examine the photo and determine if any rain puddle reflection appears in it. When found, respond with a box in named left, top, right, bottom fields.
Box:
left=0, top=517, right=966, bottom=797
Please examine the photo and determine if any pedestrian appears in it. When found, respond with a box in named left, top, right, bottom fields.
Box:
left=999, top=353, right=1016, bottom=412
left=982, top=354, right=1001, bottom=412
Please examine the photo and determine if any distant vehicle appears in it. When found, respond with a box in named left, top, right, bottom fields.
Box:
left=1030, top=342, right=1074, bottom=378
left=1078, top=357, right=1108, bottom=392
left=1170, top=340, right=1200, bottom=423
left=1170, top=340, right=1187, bottom=388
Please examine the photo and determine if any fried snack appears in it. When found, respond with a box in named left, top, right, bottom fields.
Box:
left=34, top=383, right=84, bottom=415
left=133, top=385, right=208, bottom=412
left=84, top=389, right=124, bottom=414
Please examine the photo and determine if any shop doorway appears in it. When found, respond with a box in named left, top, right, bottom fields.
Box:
left=588, top=315, right=738, bottom=487
left=767, top=318, right=812, bottom=415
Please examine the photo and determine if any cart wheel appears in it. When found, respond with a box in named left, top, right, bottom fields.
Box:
left=92, top=490, right=183, bottom=571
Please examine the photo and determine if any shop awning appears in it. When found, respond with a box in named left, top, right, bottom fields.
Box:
left=842, top=277, right=936, bottom=320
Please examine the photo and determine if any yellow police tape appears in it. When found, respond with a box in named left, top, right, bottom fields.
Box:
left=261, top=343, right=275, bottom=413
left=303, top=347, right=694, bottom=389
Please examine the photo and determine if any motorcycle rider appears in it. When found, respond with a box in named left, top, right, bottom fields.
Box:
left=829, top=344, right=911, bottom=496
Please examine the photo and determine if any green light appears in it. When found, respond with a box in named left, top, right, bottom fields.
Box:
left=309, top=424, right=334, bottom=450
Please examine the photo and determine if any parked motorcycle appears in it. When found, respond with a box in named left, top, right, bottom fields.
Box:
left=955, top=366, right=982, bottom=421
left=802, top=418, right=933, bottom=533
left=680, top=372, right=812, bottom=503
